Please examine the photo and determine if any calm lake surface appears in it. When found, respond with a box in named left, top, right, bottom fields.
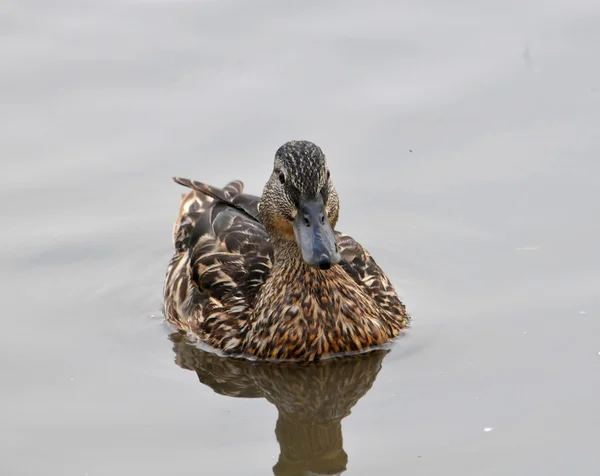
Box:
left=2, top=1, right=600, bottom=474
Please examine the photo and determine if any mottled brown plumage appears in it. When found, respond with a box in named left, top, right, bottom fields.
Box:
left=163, top=140, right=409, bottom=361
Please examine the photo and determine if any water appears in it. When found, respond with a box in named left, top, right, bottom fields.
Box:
left=2, top=1, right=600, bottom=474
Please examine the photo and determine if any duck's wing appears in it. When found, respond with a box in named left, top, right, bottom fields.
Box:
left=165, top=178, right=273, bottom=349
left=335, top=232, right=408, bottom=323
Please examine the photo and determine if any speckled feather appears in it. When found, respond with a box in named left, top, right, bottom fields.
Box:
left=163, top=142, right=409, bottom=361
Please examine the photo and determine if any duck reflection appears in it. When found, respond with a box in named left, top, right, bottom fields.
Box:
left=169, top=332, right=389, bottom=476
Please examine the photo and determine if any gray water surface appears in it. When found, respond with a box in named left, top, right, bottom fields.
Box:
left=2, top=1, right=600, bottom=475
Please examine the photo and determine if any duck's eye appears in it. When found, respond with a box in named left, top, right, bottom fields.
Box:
left=326, top=169, right=330, bottom=180
left=278, top=172, right=286, bottom=184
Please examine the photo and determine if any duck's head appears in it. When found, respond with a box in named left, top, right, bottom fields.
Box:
left=260, top=140, right=341, bottom=270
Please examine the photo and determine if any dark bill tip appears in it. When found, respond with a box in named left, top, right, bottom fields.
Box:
left=318, top=254, right=332, bottom=270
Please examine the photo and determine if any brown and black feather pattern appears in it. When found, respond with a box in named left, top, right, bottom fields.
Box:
left=164, top=178, right=409, bottom=361
left=164, top=178, right=272, bottom=353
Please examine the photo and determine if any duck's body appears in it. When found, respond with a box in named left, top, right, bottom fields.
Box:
left=163, top=141, right=408, bottom=361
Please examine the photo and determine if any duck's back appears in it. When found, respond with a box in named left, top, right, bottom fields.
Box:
left=163, top=180, right=275, bottom=352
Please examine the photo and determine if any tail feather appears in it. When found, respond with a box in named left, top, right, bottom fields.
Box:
left=223, top=180, right=244, bottom=199
left=171, top=179, right=245, bottom=250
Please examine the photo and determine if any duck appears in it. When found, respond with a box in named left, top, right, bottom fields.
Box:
left=163, top=140, right=409, bottom=361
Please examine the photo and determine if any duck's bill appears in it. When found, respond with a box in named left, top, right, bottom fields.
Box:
left=293, top=198, right=341, bottom=270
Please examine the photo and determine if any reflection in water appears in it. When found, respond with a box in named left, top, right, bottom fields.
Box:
left=170, top=332, right=389, bottom=476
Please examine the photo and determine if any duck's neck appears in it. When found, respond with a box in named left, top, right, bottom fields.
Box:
left=253, top=239, right=351, bottom=322
left=270, top=240, right=330, bottom=283
left=272, top=240, right=304, bottom=268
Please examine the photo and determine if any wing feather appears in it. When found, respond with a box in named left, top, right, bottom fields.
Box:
left=336, top=232, right=408, bottom=321
left=165, top=178, right=273, bottom=351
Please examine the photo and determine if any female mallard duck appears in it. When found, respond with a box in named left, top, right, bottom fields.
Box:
left=163, top=140, right=409, bottom=361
